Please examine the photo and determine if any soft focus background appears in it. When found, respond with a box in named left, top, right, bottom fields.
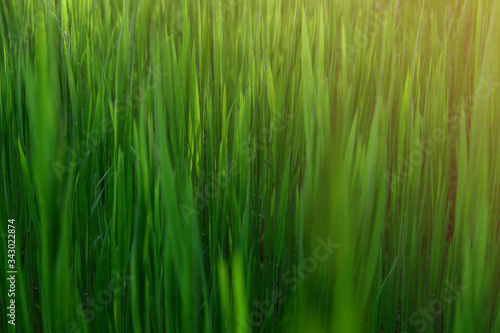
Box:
left=1, top=0, right=500, bottom=332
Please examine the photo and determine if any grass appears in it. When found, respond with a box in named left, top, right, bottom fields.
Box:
left=0, top=0, right=499, bottom=332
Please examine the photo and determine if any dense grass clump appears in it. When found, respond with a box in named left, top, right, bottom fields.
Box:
left=1, top=0, right=500, bottom=332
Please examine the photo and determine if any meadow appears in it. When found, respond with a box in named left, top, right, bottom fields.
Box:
left=1, top=0, right=500, bottom=332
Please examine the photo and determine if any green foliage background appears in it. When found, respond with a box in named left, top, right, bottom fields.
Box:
left=1, top=0, right=500, bottom=332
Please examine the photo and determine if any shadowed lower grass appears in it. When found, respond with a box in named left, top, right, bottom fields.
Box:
left=1, top=0, right=499, bottom=332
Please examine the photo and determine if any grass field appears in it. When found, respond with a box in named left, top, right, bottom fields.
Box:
left=1, top=0, right=500, bottom=332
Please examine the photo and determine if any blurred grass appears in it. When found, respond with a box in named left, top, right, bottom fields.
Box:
left=0, top=0, right=499, bottom=332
